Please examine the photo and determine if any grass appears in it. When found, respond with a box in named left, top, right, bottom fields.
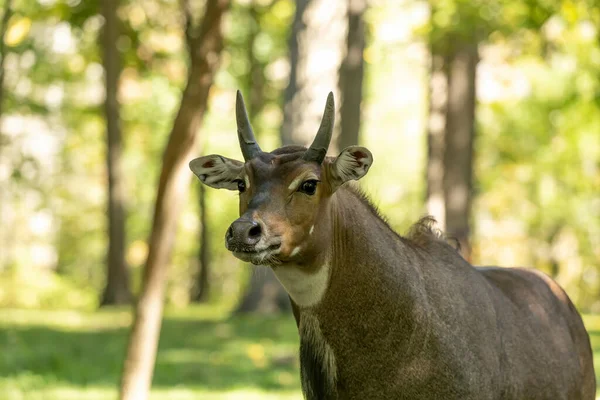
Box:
left=0, top=306, right=302, bottom=400
left=1, top=307, right=600, bottom=399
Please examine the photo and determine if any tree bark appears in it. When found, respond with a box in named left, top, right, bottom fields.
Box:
left=337, top=0, right=366, bottom=151
left=280, top=0, right=308, bottom=146
left=118, top=0, right=229, bottom=398
left=191, top=184, right=209, bottom=302
left=235, top=268, right=293, bottom=314
left=246, top=1, right=265, bottom=119
left=443, top=39, right=477, bottom=261
left=100, top=0, right=132, bottom=306
left=281, top=0, right=347, bottom=149
left=425, top=51, right=448, bottom=231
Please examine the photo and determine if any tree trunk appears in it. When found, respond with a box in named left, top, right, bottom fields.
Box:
left=191, top=184, right=209, bottom=302
left=425, top=51, right=448, bottom=231
left=337, top=0, right=366, bottom=151
left=118, top=0, right=229, bottom=398
left=235, top=268, right=292, bottom=314
left=279, top=0, right=305, bottom=146
left=281, top=0, right=347, bottom=149
left=235, top=0, right=347, bottom=315
left=443, top=39, right=477, bottom=261
left=247, top=1, right=265, bottom=119
left=100, top=0, right=131, bottom=306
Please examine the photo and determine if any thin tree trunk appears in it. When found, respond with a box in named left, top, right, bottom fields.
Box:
left=443, top=39, right=477, bottom=261
left=236, top=0, right=348, bottom=314
left=119, top=0, right=229, bottom=398
left=425, top=51, right=448, bottom=230
left=281, top=0, right=347, bottom=148
left=280, top=0, right=308, bottom=146
left=247, top=1, right=265, bottom=119
left=191, top=184, right=209, bottom=302
left=235, top=268, right=292, bottom=314
left=100, top=0, right=131, bottom=306
left=337, top=0, right=366, bottom=150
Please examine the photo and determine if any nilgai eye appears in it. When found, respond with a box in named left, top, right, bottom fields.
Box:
left=299, top=180, right=318, bottom=195
left=237, top=180, right=246, bottom=193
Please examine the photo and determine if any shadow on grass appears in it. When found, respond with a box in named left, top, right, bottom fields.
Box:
left=0, top=312, right=301, bottom=393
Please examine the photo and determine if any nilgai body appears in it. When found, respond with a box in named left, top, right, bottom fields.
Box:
left=190, top=91, right=595, bottom=399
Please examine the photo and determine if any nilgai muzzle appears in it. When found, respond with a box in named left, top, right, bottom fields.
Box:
left=190, top=91, right=595, bottom=400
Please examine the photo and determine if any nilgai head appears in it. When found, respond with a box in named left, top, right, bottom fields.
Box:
left=189, top=91, right=372, bottom=270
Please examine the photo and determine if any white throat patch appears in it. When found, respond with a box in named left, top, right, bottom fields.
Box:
left=272, top=263, right=330, bottom=308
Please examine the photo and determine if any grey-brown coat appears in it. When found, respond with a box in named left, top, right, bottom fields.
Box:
left=190, top=91, right=595, bottom=400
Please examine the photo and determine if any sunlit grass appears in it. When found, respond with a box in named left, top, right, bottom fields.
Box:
left=0, top=305, right=301, bottom=400
left=0, top=307, right=599, bottom=399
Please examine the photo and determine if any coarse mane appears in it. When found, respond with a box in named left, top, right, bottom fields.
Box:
left=340, top=184, right=460, bottom=252
left=340, top=183, right=393, bottom=226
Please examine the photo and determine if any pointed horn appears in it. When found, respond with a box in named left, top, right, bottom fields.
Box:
left=303, top=92, right=335, bottom=164
left=236, top=90, right=261, bottom=161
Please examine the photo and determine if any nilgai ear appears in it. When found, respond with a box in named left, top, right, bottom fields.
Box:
left=189, top=155, right=244, bottom=190
left=329, top=146, right=373, bottom=189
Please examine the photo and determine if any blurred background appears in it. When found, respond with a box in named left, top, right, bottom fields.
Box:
left=0, top=0, right=599, bottom=398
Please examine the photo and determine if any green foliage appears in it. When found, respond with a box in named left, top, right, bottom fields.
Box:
left=426, top=0, right=559, bottom=55
left=475, top=8, right=600, bottom=308
left=0, top=0, right=298, bottom=306
left=0, top=270, right=97, bottom=310
left=1, top=0, right=598, bottom=311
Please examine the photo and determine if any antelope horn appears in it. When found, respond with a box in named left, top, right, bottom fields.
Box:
left=303, top=92, right=335, bottom=164
left=236, top=90, right=262, bottom=161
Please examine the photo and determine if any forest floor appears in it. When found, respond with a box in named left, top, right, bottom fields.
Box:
left=0, top=306, right=599, bottom=399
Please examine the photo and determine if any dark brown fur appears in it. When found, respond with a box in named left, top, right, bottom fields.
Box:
left=193, top=145, right=595, bottom=400
left=294, top=184, right=595, bottom=400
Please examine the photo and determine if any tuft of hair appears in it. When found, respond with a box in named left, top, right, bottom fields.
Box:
left=406, top=216, right=460, bottom=252
left=271, top=145, right=307, bottom=155
left=260, top=145, right=308, bottom=164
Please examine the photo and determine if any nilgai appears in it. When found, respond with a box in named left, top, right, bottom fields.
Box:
left=190, top=91, right=595, bottom=399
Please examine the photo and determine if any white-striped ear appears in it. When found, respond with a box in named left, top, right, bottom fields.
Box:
left=330, top=146, right=373, bottom=187
left=189, top=155, right=244, bottom=190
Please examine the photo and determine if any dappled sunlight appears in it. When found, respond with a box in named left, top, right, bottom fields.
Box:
left=150, top=388, right=303, bottom=400
left=1, top=0, right=599, bottom=397
left=2, top=0, right=596, bottom=310
left=0, top=383, right=304, bottom=400
left=0, top=308, right=131, bottom=331
left=0, top=308, right=302, bottom=398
